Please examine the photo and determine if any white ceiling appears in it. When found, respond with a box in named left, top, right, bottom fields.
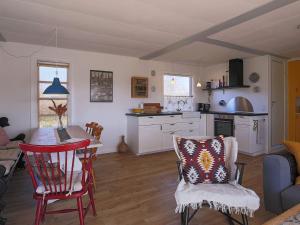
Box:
left=210, top=1, right=300, bottom=58
left=155, top=42, right=255, bottom=66
left=1, top=0, right=298, bottom=65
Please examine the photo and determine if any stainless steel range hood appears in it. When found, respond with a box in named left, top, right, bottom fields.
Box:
left=227, top=96, right=254, bottom=112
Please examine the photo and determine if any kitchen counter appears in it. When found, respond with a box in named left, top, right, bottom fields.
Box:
left=126, top=112, right=182, bottom=117
left=201, top=111, right=268, bottom=116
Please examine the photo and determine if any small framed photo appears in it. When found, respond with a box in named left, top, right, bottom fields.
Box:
left=90, top=70, right=113, bottom=102
left=131, top=77, right=148, bottom=98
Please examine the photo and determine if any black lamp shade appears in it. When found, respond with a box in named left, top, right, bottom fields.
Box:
left=43, top=78, right=69, bottom=94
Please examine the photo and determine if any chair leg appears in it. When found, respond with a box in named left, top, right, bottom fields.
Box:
left=91, top=168, right=96, bottom=190
left=225, top=210, right=234, bottom=225
left=181, top=207, right=189, bottom=225
left=41, top=200, right=48, bottom=222
left=77, top=197, right=85, bottom=225
left=34, top=200, right=43, bottom=225
left=88, top=184, right=97, bottom=216
left=242, top=214, right=249, bottom=225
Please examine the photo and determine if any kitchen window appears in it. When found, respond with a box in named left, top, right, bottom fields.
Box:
left=37, top=62, right=69, bottom=128
left=163, top=74, right=193, bottom=112
left=163, top=74, right=192, bottom=97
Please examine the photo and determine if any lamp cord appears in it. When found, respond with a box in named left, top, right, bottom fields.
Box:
left=0, top=28, right=56, bottom=59
left=0, top=28, right=57, bottom=134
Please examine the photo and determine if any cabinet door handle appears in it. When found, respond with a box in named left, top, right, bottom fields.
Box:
left=170, top=123, right=175, bottom=126
left=189, top=130, right=193, bottom=132
left=160, top=125, right=162, bottom=130
left=189, top=122, right=193, bottom=125
left=170, top=115, right=175, bottom=117
left=148, top=116, right=153, bottom=118
left=170, top=132, right=175, bottom=135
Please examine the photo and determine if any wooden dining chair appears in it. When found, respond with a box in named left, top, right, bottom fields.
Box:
left=85, top=122, right=98, bottom=136
left=19, top=140, right=96, bottom=225
left=85, top=122, right=103, bottom=189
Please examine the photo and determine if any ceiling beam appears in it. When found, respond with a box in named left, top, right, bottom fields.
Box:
left=140, top=0, right=299, bottom=60
left=202, top=38, right=269, bottom=56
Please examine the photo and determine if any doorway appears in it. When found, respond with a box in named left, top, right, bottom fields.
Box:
left=270, top=59, right=285, bottom=149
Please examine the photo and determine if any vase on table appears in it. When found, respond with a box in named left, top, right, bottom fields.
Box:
left=57, top=115, right=64, bottom=130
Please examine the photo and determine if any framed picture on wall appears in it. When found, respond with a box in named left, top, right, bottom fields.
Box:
left=131, top=77, right=148, bottom=98
left=90, top=70, right=113, bottom=102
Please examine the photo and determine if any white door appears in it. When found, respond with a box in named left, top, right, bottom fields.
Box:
left=139, top=125, right=162, bottom=153
left=271, top=59, right=285, bottom=148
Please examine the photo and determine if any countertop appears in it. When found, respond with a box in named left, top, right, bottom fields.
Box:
left=201, top=111, right=268, bottom=116
left=126, top=111, right=268, bottom=117
left=126, top=112, right=182, bottom=117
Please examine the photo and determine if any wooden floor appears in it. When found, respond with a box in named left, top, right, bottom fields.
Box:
left=4, top=151, right=275, bottom=225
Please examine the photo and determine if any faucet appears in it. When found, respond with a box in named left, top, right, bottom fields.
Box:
left=176, top=99, right=187, bottom=111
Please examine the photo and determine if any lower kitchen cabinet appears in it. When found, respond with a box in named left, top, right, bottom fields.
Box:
left=139, top=125, right=162, bottom=154
left=234, top=115, right=267, bottom=156
left=162, top=131, right=175, bottom=150
left=234, top=123, right=250, bottom=153
left=127, top=113, right=207, bottom=155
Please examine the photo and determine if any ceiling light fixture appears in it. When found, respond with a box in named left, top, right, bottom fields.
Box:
left=43, top=27, right=69, bottom=95
left=196, top=81, right=202, bottom=88
left=171, top=77, right=176, bottom=85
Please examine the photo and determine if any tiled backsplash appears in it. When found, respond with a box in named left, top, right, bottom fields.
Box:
left=163, top=96, right=194, bottom=112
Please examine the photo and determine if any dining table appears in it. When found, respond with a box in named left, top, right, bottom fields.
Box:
left=30, top=125, right=103, bottom=150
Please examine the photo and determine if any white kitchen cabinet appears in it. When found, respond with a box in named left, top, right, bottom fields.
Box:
left=162, top=131, right=175, bottom=150
left=139, top=125, right=162, bottom=154
left=234, top=123, right=250, bottom=153
left=206, top=114, right=214, bottom=136
left=234, top=115, right=267, bottom=156
left=199, top=114, right=207, bottom=136
left=127, top=113, right=207, bottom=155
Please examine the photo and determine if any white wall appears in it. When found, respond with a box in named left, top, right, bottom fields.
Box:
left=0, top=42, right=203, bottom=153
left=202, top=55, right=269, bottom=112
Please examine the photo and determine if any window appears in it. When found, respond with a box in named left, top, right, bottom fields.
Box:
left=38, top=62, right=69, bottom=128
left=163, top=74, right=192, bottom=96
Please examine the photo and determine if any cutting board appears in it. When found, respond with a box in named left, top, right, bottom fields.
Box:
left=143, top=103, right=161, bottom=114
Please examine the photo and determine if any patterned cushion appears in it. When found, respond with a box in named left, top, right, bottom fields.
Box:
left=176, top=136, right=229, bottom=184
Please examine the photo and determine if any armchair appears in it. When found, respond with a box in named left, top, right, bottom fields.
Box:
left=263, top=151, right=300, bottom=214
left=173, top=136, right=260, bottom=225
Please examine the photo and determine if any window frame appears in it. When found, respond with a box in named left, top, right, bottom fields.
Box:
left=163, top=73, right=193, bottom=97
left=37, top=62, right=70, bottom=128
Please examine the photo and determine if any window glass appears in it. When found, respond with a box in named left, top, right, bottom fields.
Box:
left=164, top=75, right=192, bottom=96
left=38, top=63, right=69, bottom=128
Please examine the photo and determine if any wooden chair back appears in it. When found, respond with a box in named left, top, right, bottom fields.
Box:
left=92, top=125, right=103, bottom=142
left=85, top=122, right=98, bottom=136
left=19, top=140, right=91, bottom=195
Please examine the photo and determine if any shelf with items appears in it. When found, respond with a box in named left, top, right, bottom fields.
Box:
left=202, top=85, right=250, bottom=91
left=202, top=85, right=250, bottom=100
